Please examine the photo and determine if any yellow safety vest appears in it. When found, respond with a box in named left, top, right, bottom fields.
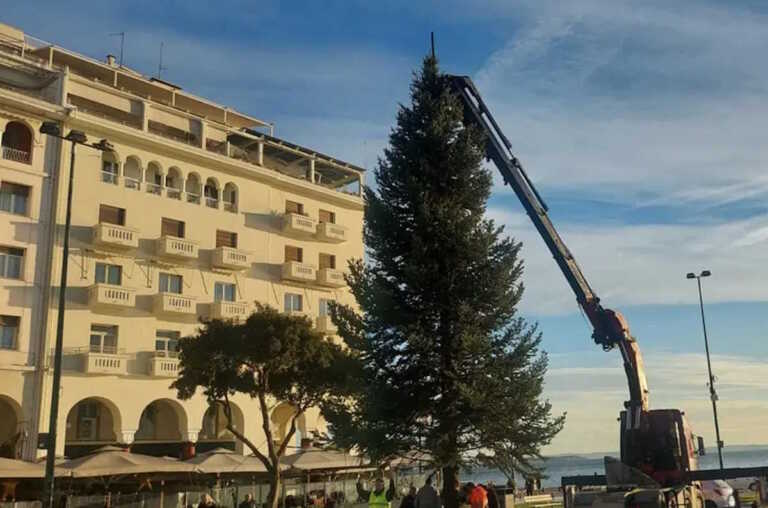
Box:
left=369, top=490, right=390, bottom=508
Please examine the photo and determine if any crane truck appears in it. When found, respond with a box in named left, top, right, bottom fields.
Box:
left=448, top=75, right=704, bottom=508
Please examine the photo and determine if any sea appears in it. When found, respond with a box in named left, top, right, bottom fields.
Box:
left=465, top=445, right=768, bottom=488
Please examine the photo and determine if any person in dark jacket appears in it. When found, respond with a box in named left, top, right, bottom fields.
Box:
left=401, top=486, right=418, bottom=508
left=485, top=483, right=499, bottom=508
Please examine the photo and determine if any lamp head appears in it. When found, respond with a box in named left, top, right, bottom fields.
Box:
left=701, top=270, right=712, bottom=277
left=686, top=273, right=696, bottom=279
left=65, top=130, right=88, bottom=144
left=39, top=121, right=61, bottom=137
left=93, top=139, right=115, bottom=152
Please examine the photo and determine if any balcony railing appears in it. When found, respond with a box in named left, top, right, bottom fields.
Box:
left=167, top=188, right=182, bottom=200
left=223, top=201, right=237, bottom=213
left=146, top=182, right=162, bottom=195
left=317, top=268, right=345, bottom=288
left=89, top=284, right=136, bottom=308
left=316, top=222, right=348, bottom=243
left=282, top=261, right=316, bottom=283
left=67, top=347, right=128, bottom=375
left=124, top=176, right=141, bottom=190
left=315, top=315, right=337, bottom=334
left=210, top=301, right=250, bottom=320
left=154, top=292, right=196, bottom=315
left=2, top=146, right=31, bottom=164
left=101, top=171, right=118, bottom=185
left=283, top=213, right=317, bottom=236
left=212, top=246, right=250, bottom=270
left=92, top=223, right=139, bottom=249
left=186, top=192, right=201, bottom=204
left=148, top=353, right=180, bottom=377
left=205, top=197, right=219, bottom=209
left=157, top=236, right=199, bottom=260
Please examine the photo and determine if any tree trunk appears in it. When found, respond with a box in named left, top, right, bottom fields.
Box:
left=442, top=465, right=459, bottom=508
left=267, top=467, right=282, bottom=508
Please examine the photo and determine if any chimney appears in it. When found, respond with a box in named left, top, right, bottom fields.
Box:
left=106, top=54, right=117, bottom=67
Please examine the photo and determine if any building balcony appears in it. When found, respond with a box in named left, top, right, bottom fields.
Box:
left=284, top=309, right=310, bottom=319
left=88, top=284, right=136, bottom=308
left=316, top=222, right=348, bottom=243
left=157, top=236, right=199, bottom=260
left=210, top=301, right=251, bottom=320
left=92, top=223, right=139, bottom=250
left=212, top=247, right=250, bottom=270
left=2, top=146, right=31, bottom=164
left=282, top=261, right=316, bottom=283
left=316, top=268, right=345, bottom=287
left=315, top=315, right=337, bottom=334
left=153, top=292, right=196, bottom=316
left=148, top=352, right=180, bottom=378
left=77, top=347, right=128, bottom=375
left=283, top=213, right=317, bottom=236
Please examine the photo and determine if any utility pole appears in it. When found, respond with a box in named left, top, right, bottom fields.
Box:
left=686, top=270, right=724, bottom=470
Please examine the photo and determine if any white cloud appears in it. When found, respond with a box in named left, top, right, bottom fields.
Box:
left=543, top=352, right=768, bottom=454
left=471, top=1, right=768, bottom=206
left=488, top=207, right=768, bottom=314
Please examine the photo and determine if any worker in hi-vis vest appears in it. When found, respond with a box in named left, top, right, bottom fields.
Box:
left=357, top=471, right=396, bottom=508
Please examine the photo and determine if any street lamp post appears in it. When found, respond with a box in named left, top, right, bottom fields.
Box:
left=686, top=270, right=724, bottom=470
left=39, top=122, right=114, bottom=507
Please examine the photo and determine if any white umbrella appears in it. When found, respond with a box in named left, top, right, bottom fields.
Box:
left=60, top=446, right=198, bottom=478
left=186, top=447, right=268, bottom=474
left=0, top=457, right=45, bottom=479
left=281, top=447, right=368, bottom=472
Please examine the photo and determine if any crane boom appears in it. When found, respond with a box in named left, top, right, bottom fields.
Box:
left=449, top=75, right=649, bottom=417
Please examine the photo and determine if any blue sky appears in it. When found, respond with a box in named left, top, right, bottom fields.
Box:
left=6, top=0, right=768, bottom=454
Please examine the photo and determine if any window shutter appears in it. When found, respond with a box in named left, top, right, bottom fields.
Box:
left=319, top=253, right=335, bottom=269
left=285, top=246, right=302, bottom=263
left=318, top=209, right=335, bottom=224
left=99, top=205, right=125, bottom=225
left=216, top=230, right=237, bottom=248
left=285, top=200, right=303, bottom=215
left=161, top=218, right=185, bottom=238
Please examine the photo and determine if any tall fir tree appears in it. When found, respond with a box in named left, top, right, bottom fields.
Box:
left=324, top=56, right=565, bottom=507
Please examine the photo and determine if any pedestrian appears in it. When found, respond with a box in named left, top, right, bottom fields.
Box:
left=198, top=494, right=217, bottom=508
left=401, top=486, right=418, bottom=508
left=239, top=494, right=256, bottom=508
left=468, top=483, right=488, bottom=508
left=357, top=471, right=396, bottom=508
left=416, top=475, right=442, bottom=508
left=485, top=483, right=498, bottom=508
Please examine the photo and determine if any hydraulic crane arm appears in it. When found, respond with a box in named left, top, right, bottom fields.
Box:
left=449, top=75, right=649, bottom=416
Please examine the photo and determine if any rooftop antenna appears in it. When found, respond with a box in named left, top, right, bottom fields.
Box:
left=157, top=41, right=168, bottom=79
left=431, top=32, right=436, bottom=59
left=108, top=32, right=125, bottom=66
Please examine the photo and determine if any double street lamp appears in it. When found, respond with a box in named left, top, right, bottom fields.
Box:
left=39, top=121, right=114, bottom=507
left=686, top=269, right=724, bottom=470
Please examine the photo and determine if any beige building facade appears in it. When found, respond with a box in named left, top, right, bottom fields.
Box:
left=0, top=23, right=364, bottom=460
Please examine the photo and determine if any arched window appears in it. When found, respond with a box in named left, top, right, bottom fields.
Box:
left=101, top=152, right=119, bottom=185
left=223, top=183, right=237, bottom=213
left=166, top=167, right=183, bottom=200
left=123, top=157, right=142, bottom=190
left=1, top=122, right=32, bottom=164
left=204, top=178, right=219, bottom=209
left=185, top=173, right=201, bottom=204
left=145, top=162, right=163, bottom=196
